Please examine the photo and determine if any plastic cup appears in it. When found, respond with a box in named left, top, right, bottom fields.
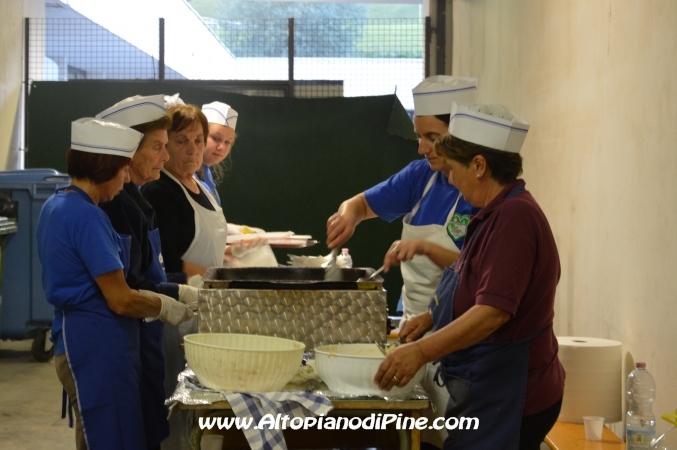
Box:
left=583, top=416, right=605, bottom=441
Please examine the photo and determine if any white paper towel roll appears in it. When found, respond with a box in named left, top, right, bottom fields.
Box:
left=557, top=336, right=622, bottom=423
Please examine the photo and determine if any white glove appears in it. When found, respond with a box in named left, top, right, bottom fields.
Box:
left=178, top=284, right=199, bottom=310
left=140, top=290, right=194, bottom=325
left=187, top=274, right=204, bottom=288
left=230, top=237, right=267, bottom=258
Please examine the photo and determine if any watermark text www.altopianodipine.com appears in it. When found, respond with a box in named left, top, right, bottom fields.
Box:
left=199, top=413, right=479, bottom=431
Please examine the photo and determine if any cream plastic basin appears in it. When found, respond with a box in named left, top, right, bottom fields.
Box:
left=184, top=333, right=305, bottom=392
left=314, top=343, right=425, bottom=396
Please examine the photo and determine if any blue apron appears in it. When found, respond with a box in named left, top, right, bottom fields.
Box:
left=61, top=185, right=145, bottom=450
left=198, top=165, right=221, bottom=206
left=145, top=228, right=167, bottom=284
left=430, top=184, right=543, bottom=450
left=138, top=228, right=170, bottom=448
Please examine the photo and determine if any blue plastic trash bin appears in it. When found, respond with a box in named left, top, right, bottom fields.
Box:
left=0, top=169, right=70, bottom=361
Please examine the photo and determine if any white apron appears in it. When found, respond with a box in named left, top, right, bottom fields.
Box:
left=161, top=170, right=228, bottom=450
left=162, top=169, right=228, bottom=269
left=399, top=172, right=462, bottom=449
left=400, top=173, right=462, bottom=320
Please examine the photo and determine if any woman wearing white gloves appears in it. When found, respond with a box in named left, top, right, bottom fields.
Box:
left=97, top=95, right=202, bottom=450
left=37, top=118, right=193, bottom=450
left=140, top=101, right=270, bottom=449
left=142, top=102, right=271, bottom=275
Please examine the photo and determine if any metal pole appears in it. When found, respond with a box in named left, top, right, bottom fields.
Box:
left=159, top=18, right=165, bottom=81
left=424, top=16, right=431, bottom=79
left=448, top=1, right=453, bottom=75
left=435, top=0, right=446, bottom=75
left=288, top=18, right=294, bottom=98
left=24, top=18, right=29, bottom=153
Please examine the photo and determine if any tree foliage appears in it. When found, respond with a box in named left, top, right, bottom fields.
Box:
left=189, top=1, right=422, bottom=58
left=190, top=1, right=368, bottom=20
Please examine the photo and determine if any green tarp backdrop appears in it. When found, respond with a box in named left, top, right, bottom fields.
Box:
left=28, top=81, right=420, bottom=312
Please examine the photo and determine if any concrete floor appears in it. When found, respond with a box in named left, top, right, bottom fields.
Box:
left=0, top=339, right=74, bottom=450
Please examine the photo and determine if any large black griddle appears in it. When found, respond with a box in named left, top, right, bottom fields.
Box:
left=203, top=267, right=384, bottom=291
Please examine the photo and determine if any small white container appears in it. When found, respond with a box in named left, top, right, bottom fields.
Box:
left=314, top=343, right=425, bottom=396
left=583, top=416, right=605, bottom=441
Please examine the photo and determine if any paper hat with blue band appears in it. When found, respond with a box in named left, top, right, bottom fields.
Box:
left=71, top=118, right=142, bottom=158
left=202, top=102, right=238, bottom=130
left=412, top=76, right=478, bottom=116
left=95, top=95, right=166, bottom=128
left=448, top=102, right=530, bottom=153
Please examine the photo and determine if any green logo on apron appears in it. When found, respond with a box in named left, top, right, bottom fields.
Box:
left=447, top=213, right=470, bottom=242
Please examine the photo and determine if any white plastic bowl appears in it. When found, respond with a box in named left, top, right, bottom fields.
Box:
left=314, top=343, right=425, bottom=396
left=184, top=333, right=305, bottom=392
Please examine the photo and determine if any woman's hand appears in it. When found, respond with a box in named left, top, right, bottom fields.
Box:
left=326, top=211, right=357, bottom=249
left=399, top=311, right=433, bottom=343
left=139, top=290, right=195, bottom=325
left=384, top=239, right=460, bottom=271
left=326, top=193, right=377, bottom=249
left=383, top=239, right=429, bottom=272
left=373, top=342, right=427, bottom=391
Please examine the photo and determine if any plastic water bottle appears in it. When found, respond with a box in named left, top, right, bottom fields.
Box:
left=337, top=248, right=353, bottom=268
left=626, top=362, right=656, bottom=449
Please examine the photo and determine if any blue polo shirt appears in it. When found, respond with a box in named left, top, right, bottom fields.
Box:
left=36, top=190, right=123, bottom=355
left=364, top=159, right=478, bottom=247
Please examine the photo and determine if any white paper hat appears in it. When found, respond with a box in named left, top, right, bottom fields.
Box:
left=448, top=102, right=530, bottom=153
left=164, top=93, right=185, bottom=107
left=95, top=95, right=166, bottom=127
left=202, top=102, right=238, bottom=130
left=71, top=118, right=142, bottom=158
left=412, top=76, right=478, bottom=116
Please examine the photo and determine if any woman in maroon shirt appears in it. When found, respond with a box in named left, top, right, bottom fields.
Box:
left=375, top=103, right=565, bottom=450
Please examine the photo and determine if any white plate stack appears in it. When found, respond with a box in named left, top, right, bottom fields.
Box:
left=287, top=254, right=332, bottom=267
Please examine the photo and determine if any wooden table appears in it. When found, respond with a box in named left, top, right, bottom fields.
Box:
left=179, top=397, right=430, bottom=450
left=545, top=422, right=625, bottom=449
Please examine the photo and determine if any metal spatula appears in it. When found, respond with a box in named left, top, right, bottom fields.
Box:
left=356, top=265, right=385, bottom=282
left=376, top=341, right=400, bottom=356
left=324, top=247, right=343, bottom=281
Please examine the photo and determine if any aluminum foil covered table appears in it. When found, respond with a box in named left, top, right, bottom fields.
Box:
left=168, top=368, right=430, bottom=450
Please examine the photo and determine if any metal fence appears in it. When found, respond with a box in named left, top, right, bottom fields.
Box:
left=26, top=17, right=425, bottom=109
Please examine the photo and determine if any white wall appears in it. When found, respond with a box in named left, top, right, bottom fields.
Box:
left=0, top=0, right=43, bottom=171
left=0, top=0, right=24, bottom=170
left=452, top=0, right=677, bottom=437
